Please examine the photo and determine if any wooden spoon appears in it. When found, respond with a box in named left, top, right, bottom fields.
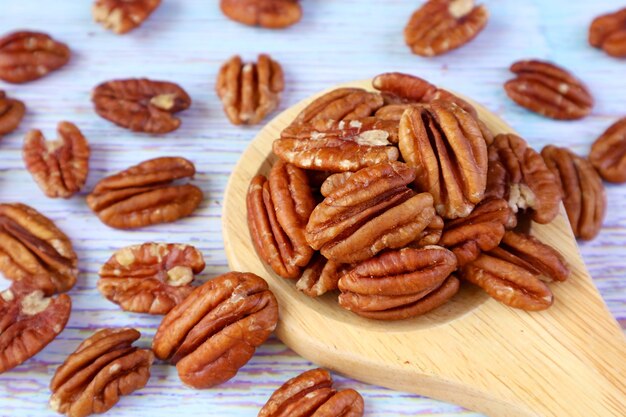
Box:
left=222, top=80, right=626, bottom=417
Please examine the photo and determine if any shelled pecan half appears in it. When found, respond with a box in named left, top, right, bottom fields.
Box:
left=50, top=328, right=153, bottom=417
left=296, top=255, right=347, bottom=297
left=0, top=31, right=70, bottom=84
left=541, top=145, right=606, bottom=240
left=372, top=72, right=437, bottom=103
left=589, top=117, right=626, bottom=183
left=152, top=272, right=279, bottom=389
left=283, top=117, right=400, bottom=145
left=0, top=91, right=25, bottom=136
left=23, top=122, right=90, bottom=198
left=93, top=0, right=162, bottom=34
left=98, top=243, right=205, bottom=314
left=221, top=0, right=302, bottom=29
left=86, top=156, right=203, bottom=229
left=589, top=7, right=626, bottom=57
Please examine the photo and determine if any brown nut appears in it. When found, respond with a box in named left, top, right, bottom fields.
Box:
left=152, top=272, right=279, bottom=389
left=399, top=101, right=488, bottom=218
left=485, top=133, right=561, bottom=224
left=221, top=0, right=302, bottom=29
left=589, top=7, right=626, bottom=57
left=589, top=117, right=626, bottom=183
left=49, top=328, right=154, bottom=417
left=93, top=0, right=161, bottom=34
left=404, top=0, right=489, bottom=57
left=296, top=255, right=348, bottom=297
left=541, top=145, right=606, bottom=240
left=372, top=72, right=437, bottom=103
left=0, top=90, right=25, bottom=136
left=86, top=156, right=203, bottom=229
left=0, top=203, right=78, bottom=295
left=92, top=78, right=191, bottom=133
left=414, top=214, right=444, bottom=247
left=306, top=162, right=437, bottom=264
left=0, top=31, right=70, bottom=84
left=23, top=122, right=90, bottom=199
left=283, top=117, right=400, bottom=145
left=258, top=368, right=364, bottom=417
left=504, top=60, right=593, bottom=120
left=0, top=287, right=71, bottom=373
left=216, top=54, right=284, bottom=125
left=98, top=243, right=205, bottom=314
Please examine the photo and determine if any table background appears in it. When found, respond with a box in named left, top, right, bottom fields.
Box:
left=1, top=1, right=625, bottom=416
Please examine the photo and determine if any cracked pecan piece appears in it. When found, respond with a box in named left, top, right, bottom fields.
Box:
left=485, top=133, right=561, bottom=224
left=541, top=145, right=606, bottom=240
left=153, top=272, right=279, bottom=389
left=92, top=78, right=191, bottom=133
left=399, top=101, right=488, bottom=218
left=504, top=60, right=593, bottom=120
left=0, top=31, right=70, bottom=84
left=296, top=255, right=348, bottom=297
left=23, top=122, right=90, bottom=199
left=86, top=156, right=203, bottom=229
left=404, top=0, right=489, bottom=57
left=221, top=0, right=302, bottom=29
left=216, top=54, right=284, bottom=125
left=50, top=328, right=153, bottom=417
left=589, top=7, right=626, bottom=57
left=93, top=0, right=161, bottom=34
left=589, top=117, right=626, bottom=183
left=258, top=368, right=364, bottom=417
left=0, top=203, right=77, bottom=295
left=0, top=287, right=71, bottom=373
left=0, top=90, right=25, bottom=136
left=98, top=243, right=205, bottom=314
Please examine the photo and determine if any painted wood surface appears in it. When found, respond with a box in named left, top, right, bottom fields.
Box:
left=0, top=1, right=624, bottom=416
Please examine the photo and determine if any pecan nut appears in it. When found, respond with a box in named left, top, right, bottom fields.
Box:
left=93, top=0, right=161, bottom=34
left=414, top=214, right=444, bottom=247
left=152, top=272, right=279, bottom=389
left=23, top=122, right=90, bottom=199
left=0, top=31, right=70, bottom=84
left=282, top=117, right=400, bottom=145
left=399, top=101, right=488, bottom=218
left=541, top=145, right=606, bottom=240
left=50, top=328, right=154, bottom=417
left=589, top=7, right=626, bottom=57
left=258, top=368, right=364, bottom=417
left=0, top=203, right=78, bottom=295
left=306, top=162, right=437, bottom=263
left=86, top=156, right=203, bottom=229
left=92, top=78, right=191, bottom=133
left=485, top=133, right=561, bottom=224
left=216, top=54, right=284, bottom=125
left=220, top=0, right=302, bottom=29
left=296, top=255, right=348, bottom=297
left=338, top=247, right=459, bottom=320
left=589, top=117, right=626, bottom=183
left=0, top=288, right=71, bottom=373
left=98, top=243, right=205, bottom=314
left=0, top=90, right=25, bottom=136
left=404, top=0, right=489, bottom=57
left=504, top=60, right=593, bottom=120
left=372, top=72, right=437, bottom=104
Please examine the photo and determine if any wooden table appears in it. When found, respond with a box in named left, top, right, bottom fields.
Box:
left=1, top=1, right=624, bottom=416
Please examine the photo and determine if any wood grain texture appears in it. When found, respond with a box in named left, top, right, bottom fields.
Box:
left=0, top=1, right=625, bottom=416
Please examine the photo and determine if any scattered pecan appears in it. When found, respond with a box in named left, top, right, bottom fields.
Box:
left=305, top=162, right=437, bottom=263
left=0, top=90, right=25, bottom=136
left=296, top=255, right=348, bottom=297
left=485, top=133, right=561, bottom=224
left=541, top=145, right=606, bottom=240
left=50, top=328, right=154, bottom=417
left=589, top=7, right=626, bottom=57
left=216, top=54, right=284, bottom=125
left=152, top=272, right=279, bottom=389
left=92, top=78, right=191, bottom=133
left=98, top=243, right=205, bottom=314
left=589, top=117, right=626, bottom=183
left=258, top=368, right=364, bottom=417
left=398, top=101, right=488, bottom=218
left=338, top=247, right=459, bottom=320
left=504, top=60, right=593, bottom=120
left=23, top=122, right=90, bottom=199
left=92, top=0, right=161, bottom=34
left=0, top=203, right=78, bottom=295
left=0, top=287, right=71, bottom=373
left=220, top=0, right=302, bottom=29
left=0, top=31, right=70, bottom=84
left=404, top=0, right=489, bottom=57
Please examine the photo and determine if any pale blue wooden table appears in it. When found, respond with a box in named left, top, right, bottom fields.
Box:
left=1, top=1, right=625, bottom=416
